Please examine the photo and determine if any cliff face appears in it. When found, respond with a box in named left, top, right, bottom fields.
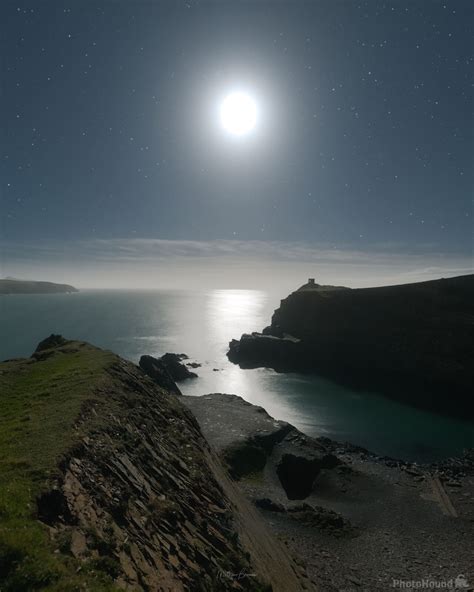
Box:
left=0, top=279, right=78, bottom=294
left=228, top=274, right=474, bottom=418
left=0, top=338, right=301, bottom=591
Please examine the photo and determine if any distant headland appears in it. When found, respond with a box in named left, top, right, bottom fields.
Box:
left=0, top=279, right=78, bottom=295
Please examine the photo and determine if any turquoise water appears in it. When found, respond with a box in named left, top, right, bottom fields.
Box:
left=1, top=289, right=472, bottom=462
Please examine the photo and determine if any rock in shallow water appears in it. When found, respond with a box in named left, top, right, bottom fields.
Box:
left=139, top=354, right=182, bottom=395
left=159, top=352, right=198, bottom=381
left=139, top=352, right=198, bottom=395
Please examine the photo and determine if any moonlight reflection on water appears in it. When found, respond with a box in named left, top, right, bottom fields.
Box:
left=0, top=289, right=472, bottom=461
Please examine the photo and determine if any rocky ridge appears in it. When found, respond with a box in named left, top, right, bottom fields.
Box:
left=0, top=338, right=303, bottom=591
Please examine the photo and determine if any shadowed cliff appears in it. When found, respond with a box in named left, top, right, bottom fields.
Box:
left=228, top=274, right=474, bottom=418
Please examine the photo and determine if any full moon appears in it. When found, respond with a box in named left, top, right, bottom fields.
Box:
left=219, top=92, right=257, bottom=136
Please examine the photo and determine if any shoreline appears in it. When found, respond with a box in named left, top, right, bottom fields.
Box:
left=1, top=336, right=472, bottom=591
left=183, top=392, right=474, bottom=592
left=180, top=364, right=474, bottom=465
left=183, top=392, right=474, bottom=489
left=228, top=274, right=474, bottom=422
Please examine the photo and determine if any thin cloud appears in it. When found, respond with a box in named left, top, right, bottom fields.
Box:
left=1, top=238, right=472, bottom=290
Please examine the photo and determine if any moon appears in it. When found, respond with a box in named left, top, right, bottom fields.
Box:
left=219, top=92, right=257, bottom=136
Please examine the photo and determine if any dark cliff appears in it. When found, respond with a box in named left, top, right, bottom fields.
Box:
left=0, top=337, right=302, bottom=591
left=228, top=274, right=474, bottom=418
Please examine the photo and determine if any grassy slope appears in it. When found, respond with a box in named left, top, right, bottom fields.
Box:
left=0, top=342, right=119, bottom=591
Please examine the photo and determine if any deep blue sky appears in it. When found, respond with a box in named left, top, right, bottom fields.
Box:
left=1, top=0, right=473, bottom=256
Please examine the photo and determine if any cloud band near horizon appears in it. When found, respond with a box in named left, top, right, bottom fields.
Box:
left=1, top=238, right=472, bottom=291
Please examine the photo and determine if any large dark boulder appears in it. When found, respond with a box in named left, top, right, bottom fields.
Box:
left=139, top=355, right=182, bottom=396
left=223, top=442, right=268, bottom=480
left=276, top=453, right=340, bottom=500
left=159, top=353, right=198, bottom=381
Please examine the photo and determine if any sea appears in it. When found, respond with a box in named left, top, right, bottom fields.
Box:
left=1, top=289, right=473, bottom=462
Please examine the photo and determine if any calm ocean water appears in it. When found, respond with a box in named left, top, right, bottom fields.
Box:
left=1, top=289, right=472, bottom=462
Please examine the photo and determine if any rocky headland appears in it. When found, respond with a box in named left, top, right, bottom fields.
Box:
left=2, top=335, right=473, bottom=591
left=139, top=352, right=198, bottom=396
left=0, top=336, right=302, bottom=591
left=228, top=274, right=474, bottom=419
left=0, top=279, right=78, bottom=294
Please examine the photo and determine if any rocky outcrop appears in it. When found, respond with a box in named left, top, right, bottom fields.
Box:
left=228, top=333, right=303, bottom=372
left=159, top=353, right=198, bottom=380
left=186, top=362, right=201, bottom=368
left=182, top=394, right=294, bottom=480
left=34, top=333, right=68, bottom=353
left=0, top=339, right=304, bottom=591
left=47, top=368, right=258, bottom=591
left=183, top=393, right=340, bottom=496
left=276, top=453, right=339, bottom=500
left=228, top=274, right=474, bottom=418
left=139, top=352, right=198, bottom=395
left=183, top=393, right=474, bottom=592
left=139, top=354, right=183, bottom=395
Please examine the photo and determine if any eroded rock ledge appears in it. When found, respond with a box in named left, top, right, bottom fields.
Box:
left=183, top=393, right=341, bottom=499
left=183, top=392, right=474, bottom=592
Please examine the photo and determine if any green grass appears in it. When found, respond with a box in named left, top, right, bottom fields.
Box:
left=0, top=341, right=120, bottom=591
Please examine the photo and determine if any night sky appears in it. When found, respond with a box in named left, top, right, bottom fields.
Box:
left=1, top=1, right=472, bottom=287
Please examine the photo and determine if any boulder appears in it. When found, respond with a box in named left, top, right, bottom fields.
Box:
left=159, top=353, right=198, bottom=381
left=276, top=452, right=340, bottom=500
left=139, top=353, right=197, bottom=393
left=139, top=355, right=182, bottom=396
